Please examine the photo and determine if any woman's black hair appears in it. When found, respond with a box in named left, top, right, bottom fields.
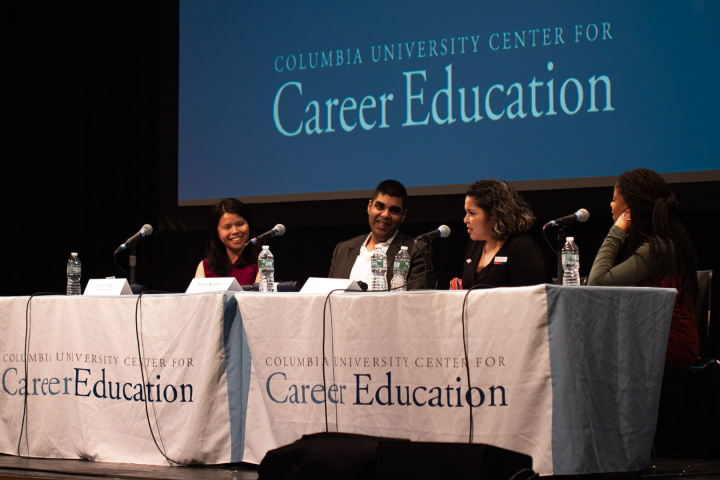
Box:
left=466, top=179, right=536, bottom=242
left=205, top=198, right=259, bottom=276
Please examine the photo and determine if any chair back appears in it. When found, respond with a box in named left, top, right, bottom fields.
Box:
left=695, top=270, right=712, bottom=349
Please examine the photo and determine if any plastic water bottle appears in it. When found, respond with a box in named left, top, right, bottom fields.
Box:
left=391, top=246, right=410, bottom=291
left=258, top=245, right=275, bottom=292
left=561, top=237, right=580, bottom=286
left=66, top=252, right=82, bottom=295
left=370, top=244, right=388, bottom=291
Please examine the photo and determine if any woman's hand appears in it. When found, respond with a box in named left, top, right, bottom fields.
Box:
left=615, top=209, right=631, bottom=234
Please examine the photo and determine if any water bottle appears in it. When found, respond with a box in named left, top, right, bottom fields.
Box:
left=370, top=244, right=388, bottom=291
left=258, top=245, right=275, bottom=292
left=391, top=246, right=410, bottom=291
left=66, top=252, right=82, bottom=295
left=561, top=237, right=580, bottom=286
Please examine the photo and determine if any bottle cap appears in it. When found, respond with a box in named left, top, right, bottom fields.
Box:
left=71, top=252, right=78, bottom=257
left=566, top=237, right=574, bottom=242
left=262, top=245, right=269, bottom=249
left=400, top=246, right=408, bottom=251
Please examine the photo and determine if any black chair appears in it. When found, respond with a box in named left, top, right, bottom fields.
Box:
left=654, top=270, right=719, bottom=458
left=693, top=270, right=718, bottom=369
left=687, top=270, right=720, bottom=458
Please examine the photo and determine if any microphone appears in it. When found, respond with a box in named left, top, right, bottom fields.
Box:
left=115, top=224, right=153, bottom=254
left=247, top=224, right=286, bottom=245
left=543, top=209, right=590, bottom=229
left=415, top=225, right=451, bottom=243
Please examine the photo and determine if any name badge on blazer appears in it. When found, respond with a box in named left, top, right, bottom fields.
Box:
left=493, top=256, right=508, bottom=265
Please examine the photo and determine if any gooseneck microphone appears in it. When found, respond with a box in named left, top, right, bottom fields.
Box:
left=115, top=224, right=153, bottom=254
left=247, top=224, right=286, bottom=245
left=543, top=209, right=590, bottom=229
left=415, top=225, right=451, bottom=243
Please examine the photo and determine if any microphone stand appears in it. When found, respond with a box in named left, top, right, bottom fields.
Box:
left=556, top=225, right=566, bottom=285
left=129, top=244, right=137, bottom=285
left=415, top=241, right=435, bottom=289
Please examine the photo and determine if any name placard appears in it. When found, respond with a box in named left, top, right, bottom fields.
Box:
left=299, top=277, right=365, bottom=294
left=84, top=278, right=133, bottom=296
left=186, top=277, right=243, bottom=294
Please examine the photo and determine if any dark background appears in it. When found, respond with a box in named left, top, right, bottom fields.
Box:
left=5, top=3, right=718, bottom=358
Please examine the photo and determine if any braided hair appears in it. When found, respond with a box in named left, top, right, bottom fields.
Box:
left=616, top=168, right=697, bottom=298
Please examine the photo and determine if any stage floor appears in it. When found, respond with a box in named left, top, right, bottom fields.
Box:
left=0, top=455, right=258, bottom=480
left=2, top=454, right=720, bottom=480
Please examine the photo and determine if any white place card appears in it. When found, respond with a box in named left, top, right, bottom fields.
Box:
left=186, top=277, right=243, bottom=294
left=299, top=277, right=365, bottom=294
left=84, top=278, right=133, bottom=296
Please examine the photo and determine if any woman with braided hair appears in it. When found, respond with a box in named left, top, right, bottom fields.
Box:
left=588, top=168, right=699, bottom=367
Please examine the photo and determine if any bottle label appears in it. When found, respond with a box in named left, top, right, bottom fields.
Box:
left=394, top=260, right=409, bottom=271
left=68, top=265, right=81, bottom=275
left=259, top=258, right=274, bottom=269
left=371, top=257, right=386, bottom=269
left=561, top=253, right=579, bottom=265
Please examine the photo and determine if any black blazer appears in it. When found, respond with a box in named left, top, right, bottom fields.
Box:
left=461, top=234, right=546, bottom=289
left=328, top=232, right=431, bottom=289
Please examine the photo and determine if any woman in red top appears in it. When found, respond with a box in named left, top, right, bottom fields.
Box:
left=195, top=198, right=260, bottom=285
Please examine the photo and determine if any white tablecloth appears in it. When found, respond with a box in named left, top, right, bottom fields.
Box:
left=1, top=285, right=676, bottom=475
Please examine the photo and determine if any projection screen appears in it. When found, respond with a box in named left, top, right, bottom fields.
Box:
left=178, top=1, right=720, bottom=205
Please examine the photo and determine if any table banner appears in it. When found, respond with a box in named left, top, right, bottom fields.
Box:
left=0, top=293, right=248, bottom=465
left=546, top=285, right=675, bottom=475
left=0, top=287, right=675, bottom=475
left=239, top=287, right=554, bottom=474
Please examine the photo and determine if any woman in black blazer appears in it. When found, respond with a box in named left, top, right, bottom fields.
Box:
left=457, top=179, right=545, bottom=289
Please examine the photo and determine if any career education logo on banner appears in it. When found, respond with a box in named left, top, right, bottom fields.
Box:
left=272, top=23, right=614, bottom=137
left=2, top=352, right=196, bottom=404
left=240, top=289, right=554, bottom=473
left=262, top=354, right=509, bottom=409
